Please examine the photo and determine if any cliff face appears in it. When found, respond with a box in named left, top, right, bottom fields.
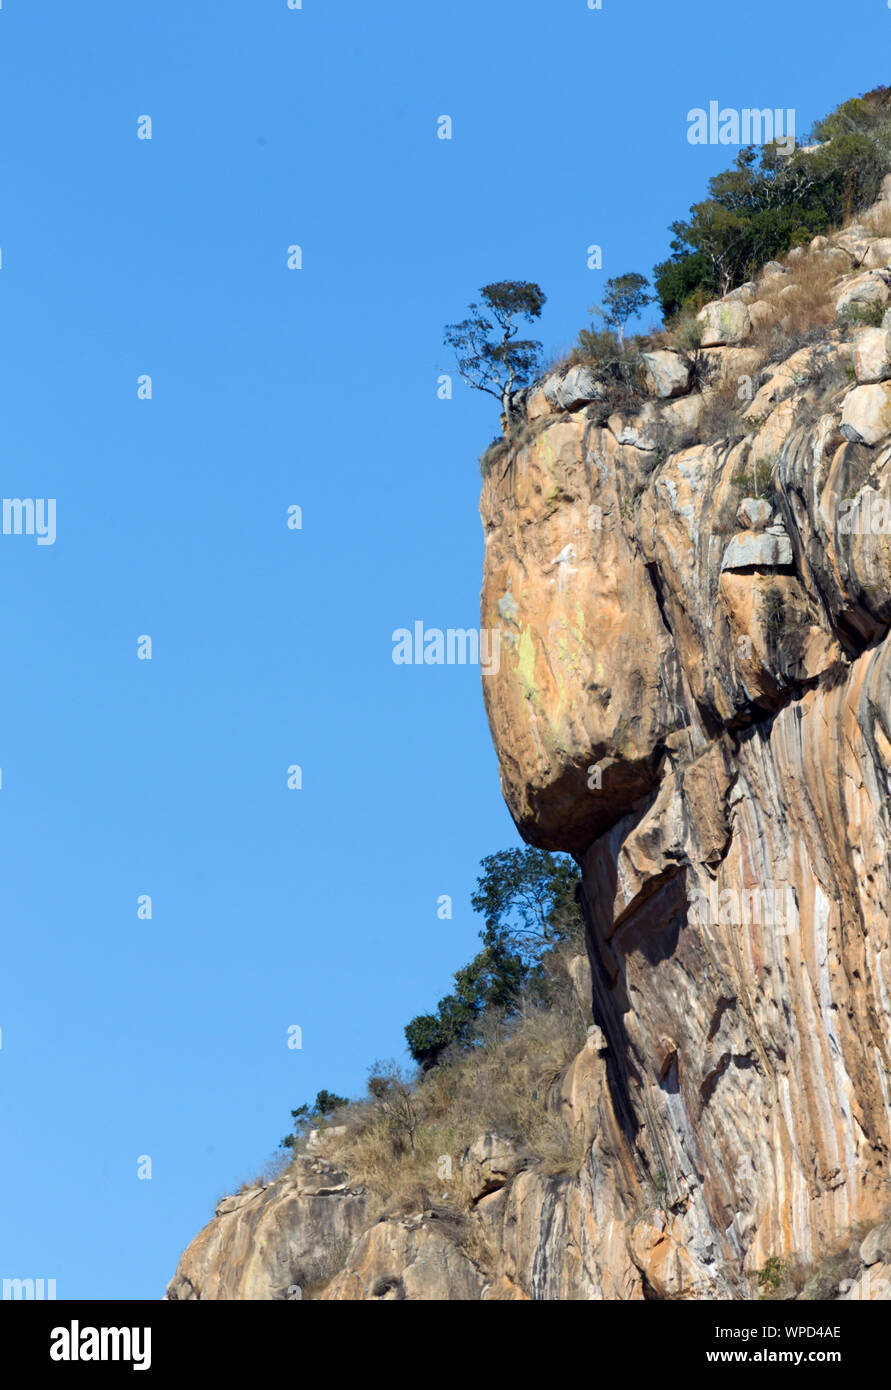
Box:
left=165, top=1158, right=368, bottom=1300
left=167, top=196, right=891, bottom=1301
left=477, top=212, right=891, bottom=1297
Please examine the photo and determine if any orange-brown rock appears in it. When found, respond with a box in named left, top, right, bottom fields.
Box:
left=475, top=230, right=891, bottom=1297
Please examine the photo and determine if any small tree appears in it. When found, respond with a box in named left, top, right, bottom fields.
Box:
left=280, top=1088, right=349, bottom=1150
left=366, top=1062, right=419, bottom=1155
left=444, top=280, right=546, bottom=440
left=405, top=847, right=583, bottom=1069
left=591, top=272, right=657, bottom=348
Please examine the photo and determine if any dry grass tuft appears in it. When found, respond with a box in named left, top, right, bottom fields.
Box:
left=696, top=373, right=751, bottom=445
left=747, top=250, right=841, bottom=356
left=302, top=948, right=590, bottom=1221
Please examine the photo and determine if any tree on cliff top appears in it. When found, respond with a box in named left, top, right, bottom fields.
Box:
left=654, top=87, right=891, bottom=317
left=444, top=281, right=546, bottom=440
left=280, top=1088, right=348, bottom=1150
left=589, top=272, right=657, bottom=348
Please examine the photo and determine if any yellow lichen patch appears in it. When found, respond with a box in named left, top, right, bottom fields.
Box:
left=515, top=626, right=537, bottom=701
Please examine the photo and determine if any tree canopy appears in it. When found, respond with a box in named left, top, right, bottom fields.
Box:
left=592, top=273, right=657, bottom=347
left=405, top=847, right=583, bottom=1069
left=280, top=1088, right=348, bottom=1150
left=654, top=89, right=891, bottom=318
left=444, top=280, right=546, bottom=437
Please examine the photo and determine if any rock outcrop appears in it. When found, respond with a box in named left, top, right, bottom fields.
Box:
left=165, top=1158, right=367, bottom=1300
left=167, top=202, right=891, bottom=1302
left=476, top=213, right=891, bottom=1299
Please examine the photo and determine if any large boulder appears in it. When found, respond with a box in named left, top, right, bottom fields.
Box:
left=525, top=387, right=551, bottom=421
left=721, top=524, right=793, bottom=571
left=554, top=364, right=603, bottom=410
left=836, top=271, right=891, bottom=317
left=840, top=382, right=891, bottom=445
left=861, top=1220, right=891, bottom=1269
left=640, top=349, right=692, bottom=399
left=853, top=327, right=891, bottom=384
left=833, top=226, right=871, bottom=266
left=840, top=1264, right=891, bottom=1300
left=461, top=1133, right=521, bottom=1200
left=697, top=298, right=751, bottom=347
left=747, top=299, right=776, bottom=335
left=863, top=238, right=891, bottom=270
left=737, top=497, right=773, bottom=531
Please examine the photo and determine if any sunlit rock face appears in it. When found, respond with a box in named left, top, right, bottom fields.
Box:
left=478, top=227, right=891, bottom=1296
left=165, top=1159, right=368, bottom=1300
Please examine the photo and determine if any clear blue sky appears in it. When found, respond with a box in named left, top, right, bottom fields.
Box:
left=0, top=0, right=885, bottom=1300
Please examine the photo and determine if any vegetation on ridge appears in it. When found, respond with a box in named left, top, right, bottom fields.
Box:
left=275, top=847, right=590, bottom=1216
left=656, top=86, right=891, bottom=317
left=449, top=83, right=891, bottom=474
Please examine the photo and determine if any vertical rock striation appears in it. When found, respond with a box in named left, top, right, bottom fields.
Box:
left=477, top=227, right=891, bottom=1295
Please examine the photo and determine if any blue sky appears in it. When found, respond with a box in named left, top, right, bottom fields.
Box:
left=0, top=0, right=886, bottom=1300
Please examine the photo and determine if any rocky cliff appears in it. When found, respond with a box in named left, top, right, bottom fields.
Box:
left=167, top=188, right=891, bottom=1301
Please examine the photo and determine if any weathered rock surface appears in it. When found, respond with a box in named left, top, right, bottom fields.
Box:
left=862, top=237, right=891, bottom=270
left=640, top=349, right=692, bottom=399
left=321, top=1211, right=486, bottom=1301
left=836, top=269, right=891, bottom=316
left=461, top=1133, right=521, bottom=1199
left=474, top=214, right=891, bottom=1296
left=165, top=1158, right=367, bottom=1300
left=853, top=326, right=891, bottom=382
left=697, top=298, right=752, bottom=346
left=841, top=381, right=891, bottom=444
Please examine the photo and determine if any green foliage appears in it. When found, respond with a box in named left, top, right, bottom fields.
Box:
left=405, top=848, right=583, bottom=1069
left=654, top=89, right=891, bottom=317
left=755, top=1254, right=788, bottom=1294
left=574, top=325, right=621, bottom=364
left=444, top=281, right=547, bottom=433
left=471, top=848, right=583, bottom=962
left=730, top=456, right=775, bottom=498
left=404, top=939, right=529, bottom=1069
left=280, top=1089, right=349, bottom=1150
left=812, top=86, right=891, bottom=143
left=656, top=253, right=716, bottom=324
left=763, top=585, right=788, bottom=640
left=591, top=272, right=657, bottom=347
left=838, top=300, right=886, bottom=329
